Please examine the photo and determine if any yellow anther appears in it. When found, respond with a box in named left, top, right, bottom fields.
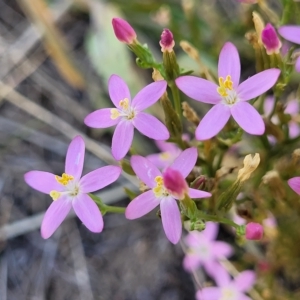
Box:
left=155, top=176, right=164, bottom=186
left=217, top=75, right=233, bottom=97
left=55, top=173, right=74, bottom=186
left=119, top=98, right=129, bottom=110
left=159, top=152, right=171, bottom=161
left=50, top=190, right=61, bottom=201
left=110, top=108, right=120, bottom=120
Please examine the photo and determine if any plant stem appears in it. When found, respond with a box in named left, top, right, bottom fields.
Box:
left=170, top=81, right=182, bottom=119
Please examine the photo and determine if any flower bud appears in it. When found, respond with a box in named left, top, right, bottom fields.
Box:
left=160, top=28, right=175, bottom=53
left=163, top=168, right=188, bottom=199
left=245, top=222, right=264, bottom=240
left=261, top=23, right=282, bottom=55
left=112, top=18, right=137, bottom=44
left=237, top=153, right=260, bottom=182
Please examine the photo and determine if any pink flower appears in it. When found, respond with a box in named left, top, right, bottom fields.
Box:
left=24, top=136, right=121, bottom=239
left=176, top=42, right=281, bottom=140
left=196, top=269, right=256, bottom=300
left=125, top=148, right=211, bottom=244
left=183, top=222, right=233, bottom=275
left=261, top=23, right=282, bottom=55
left=288, top=176, right=300, bottom=195
left=245, top=222, right=264, bottom=240
left=112, top=18, right=137, bottom=44
left=84, top=75, right=169, bottom=160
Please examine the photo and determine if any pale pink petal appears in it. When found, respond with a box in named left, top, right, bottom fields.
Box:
left=112, top=120, right=134, bottom=160
left=196, top=104, right=231, bottom=140
left=295, top=56, right=300, bottom=73
left=288, top=177, right=300, bottom=195
left=73, top=194, right=103, bottom=232
left=203, top=261, right=226, bottom=281
left=185, top=231, right=202, bottom=247
left=41, top=196, right=72, bottom=239
left=285, top=99, right=299, bottom=115
left=175, top=76, right=220, bottom=104
left=218, top=42, right=241, bottom=88
left=133, top=112, right=169, bottom=140
left=24, top=171, right=63, bottom=194
left=65, top=136, right=85, bottom=180
left=202, top=221, right=218, bottom=240
left=196, top=288, right=221, bottom=300
left=170, top=147, right=197, bottom=178
left=84, top=108, right=120, bottom=128
left=80, top=166, right=121, bottom=193
left=108, top=74, right=131, bottom=108
left=278, top=26, right=300, bottom=44
left=289, top=122, right=300, bottom=139
left=239, top=295, right=252, bottom=300
left=155, top=140, right=179, bottom=153
left=231, top=102, right=265, bottom=135
left=131, top=156, right=161, bottom=188
left=237, top=69, right=280, bottom=101
left=183, top=254, right=202, bottom=272
left=188, top=188, right=212, bottom=199
left=233, top=270, right=256, bottom=292
left=264, top=96, right=275, bottom=116
left=131, top=80, right=167, bottom=110
left=213, top=264, right=231, bottom=287
left=146, top=153, right=172, bottom=169
left=212, top=241, right=234, bottom=258
left=160, top=196, right=182, bottom=244
left=125, top=190, right=160, bottom=219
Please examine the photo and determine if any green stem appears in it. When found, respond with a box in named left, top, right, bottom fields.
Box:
left=281, top=0, right=293, bottom=25
left=195, top=211, right=240, bottom=229
left=170, top=82, right=182, bottom=119
left=89, top=193, right=125, bottom=214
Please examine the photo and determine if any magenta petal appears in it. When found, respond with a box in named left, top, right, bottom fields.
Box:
left=133, top=112, right=169, bottom=140
left=218, top=42, right=241, bottom=88
left=288, top=177, right=300, bottom=195
left=188, top=188, right=212, bottom=199
left=84, top=108, right=120, bottom=128
left=202, top=221, right=218, bottom=240
left=160, top=197, right=182, bottom=244
left=175, top=76, right=220, bottom=104
left=233, top=270, right=256, bottom=292
left=112, top=120, right=134, bottom=160
left=170, top=147, right=197, bottom=178
left=131, top=80, right=167, bottom=111
left=295, top=56, right=300, bottom=73
left=231, top=102, right=265, bottom=135
left=24, top=171, right=63, bottom=194
left=196, top=288, right=221, bottom=300
left=41, top=197, right=72, bottom=239
left=108, top=74, right=131, bottom=107
left=212, top=241, right=234, bottom=258
left=196, top=104, right=231, bottom=140
left=80, top=166, right=121, bottom=193
left=237, top=69, right=280, bottom=101
left=65, top=136, right=85, bottom=180
left=278, top=25, right=300, bottom=44
left=131, top=156, right=161, bottom=188
left=73, top=194, right=103, bottom=232
left=125, top=190, right=160, bottom=219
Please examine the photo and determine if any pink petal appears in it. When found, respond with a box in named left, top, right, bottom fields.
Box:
left=24, top=171, right=63, bottom=194
left=175, top=76, right=220, bottom=104
left=288, top=177, right=300, bottom=195
left=84, top=108, right=120, bottom=128
left=112, top=120, right=134, bottom=160
left=170, top=147, right=197, bottom=178
left=80, top=166, right=121, bottom=193
left=233, top=270, right=256, bottom=292
left=289, top=122, right=300, bottom=139
left=263, top=96, right=275, bottom=116
left=41, top=196, right=72, bottom=239
left=130, top=156, right=161, bottom=188
left=133, top=112, right=169, bottom=140
left=278, top=25, right=300, bottom=44
left=237, top=69, right=281, bottom=101
left=202, top=221, right=218, bottom=240
left=212, top=241, right=234, bottom=258
left=213, top=264, right=231, bottom=287
left=239, top=296, right=252, bottom=300
left=131, top=80, right=167, bottom=111
left=146, top=153, right=172, bottom=169
left=108, top=74, right=131, bottom=108
left=196, top=104, right=231, bottom=140
left=285, top=99, right=299, bottom=115
left=196, top=288, right=221, bottom=300
left=65, top=136, right=85, bottom=180
left=183, top=254, right=201, bottom=272
left=185, top=231, right=202, bottom=247
left=160, top=196, right=182, bottom=244
left=188, top=188, right=212, bottom=199
left=125, top=190, right=160, bottom=219
left=73, top=194, right=104, bottom=232
left=155, top=140, right=180, bottom=153
left=231, top=102, right=265, bottom=135
left=295, top=56, right=300, bottom=73
left=218, top=42, right=241, bottom=88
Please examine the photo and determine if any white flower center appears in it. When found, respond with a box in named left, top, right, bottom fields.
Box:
left=110, top=98, right=136, bottom=120
left=220, top=287, right=238, bottom=300
left=217, top=75, right=239, bottom=105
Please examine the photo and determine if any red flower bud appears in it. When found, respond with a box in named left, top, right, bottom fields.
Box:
left=159, top=29, right=175, bottom=52
left=261, top=23, right=282, bottom=55
left=163, top=168, right=188, bottom=199
left=245, top=222, right=263, bottom=240
left=112, top=18, right=137, bottom=44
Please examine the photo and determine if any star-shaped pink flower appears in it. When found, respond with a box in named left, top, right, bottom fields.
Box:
left=176, top=42, right=281, bottom=140
left=24, top=136, right=121, bottom=239
left=84, top=75, right=169, bottom=160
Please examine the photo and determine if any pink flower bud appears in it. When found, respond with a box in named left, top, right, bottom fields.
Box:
left=112, top=18, right=137, bottom=44
left=245, top=222, right=264, bottom=240
left=159, top=29, right=175, bottom=52
left=163, top=168, right=188, bottom=199
left=261, top=23, right=282, bottom=55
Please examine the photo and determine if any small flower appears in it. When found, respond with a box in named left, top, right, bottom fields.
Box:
left=176, top=42, right=281, bottom=140
left=125, top=148, right=211, bottom=244
left=261, top=23, right=282, bottom=55
left=84, top=75, right=169, bottom=160
left=159, top=28, right=175, bottom=52
left=112, top=18, right=137, bottom=44
left=24, top=136, right=121, bottom=239
left=245, top=222, right=264, bottom=240
left=196, top=269, right=256, bottom=300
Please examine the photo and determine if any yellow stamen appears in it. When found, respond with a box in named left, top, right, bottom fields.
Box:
left=110, top=108, right=120, bottom=120
left=119, top=98, right=129, bottom=110
left=217, top=75, right=233, bottom=97
left=153, top=176, right=169, bottom=198
left=55, top=173, right=74, bottom=186
left=155, top=176, right=164, bottom=186
left=50, top=190, right=61, bottom=200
